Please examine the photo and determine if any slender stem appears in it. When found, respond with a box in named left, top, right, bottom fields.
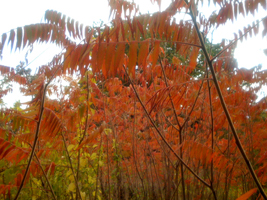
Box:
left=206, top=66, right=217, bottom=200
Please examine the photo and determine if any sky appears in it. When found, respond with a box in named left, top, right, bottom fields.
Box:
left=0, top=0, right=267, bottom=107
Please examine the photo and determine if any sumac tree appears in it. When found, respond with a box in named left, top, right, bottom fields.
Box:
left=0, top=0, right=267, bottom=199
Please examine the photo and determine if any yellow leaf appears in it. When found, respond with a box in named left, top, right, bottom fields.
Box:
left=66, top=169, right=75, bottom=181
left=32, top=178, right=41, bottom=186
left=236, top=188, right=257, bottom=200
left=88, top=175, right=95, bottom=184
left=99, top=160, right=104, bottom=167
left=91, top=153, right=97, bottom=160
left=66, top=169, right=72, bottom=177
left=81, top=192, right=86, bottom=200
left=79, top=104, right=85, bottom=119
left=67, top=144, right=75, bottom=152
left=104, top=128, right=112, bottom=135
left=67, top=183, right=76, bottom=193
left=80, top=158, right=87, bottom=168
left=91, top=108, right=95, bottom=115
left=91, top=78, right=96, bottom=84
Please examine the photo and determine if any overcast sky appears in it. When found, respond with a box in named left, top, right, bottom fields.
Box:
left=1, top=0, right=267, bottom=107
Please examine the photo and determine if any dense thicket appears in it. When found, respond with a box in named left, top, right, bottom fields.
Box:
left=0, top=0, right=267, bottom=199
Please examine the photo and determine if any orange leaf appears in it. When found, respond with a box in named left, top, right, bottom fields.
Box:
left=70, top=45, right=82, bottom=72
left=189, top=48, right=200, bottom=69
left=115, top=43, right=125, bottom=74
left=137, top=19, right=144, bottom=37
left=128, top=42, right=138, bottom=77
left=138, top=40, right=149, bottom=70
left=97, top=42, right=107, bottom=70
left=236, top=188, right=257, bottom=200
left=91, top=44, right=98, bottom=74
left=158, top=12, right=167, bottom=39
left=172, top=56, right=180, bottom=65
left=120, top=19, right=125, bottom=41
left=105, top=42, right=116, bottom=77
left=151, top=40, right=160, bottom=68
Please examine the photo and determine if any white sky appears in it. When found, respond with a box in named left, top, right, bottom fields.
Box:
left=1, top=0, right=267, bottom=107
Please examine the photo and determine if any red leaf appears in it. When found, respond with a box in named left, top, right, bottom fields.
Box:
left=2, top=145, right=16, bottom=158
left=16, top=174, right=22, bottom=188
left=0, top=141, right=10, bottom=158
left=50, top=162, right=56, bottom=175
left=0, top=65, right=12, bottom=75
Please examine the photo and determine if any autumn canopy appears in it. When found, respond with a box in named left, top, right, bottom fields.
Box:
left=0, top=0, right=267, bottom=199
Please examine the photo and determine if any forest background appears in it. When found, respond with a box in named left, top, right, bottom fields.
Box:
left=0, top=0, right=267, bottom=199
